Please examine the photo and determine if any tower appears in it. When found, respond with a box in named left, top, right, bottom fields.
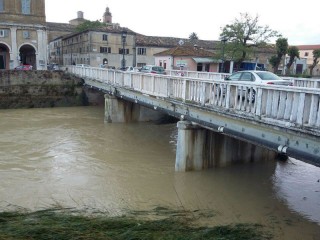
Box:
left=103, top=7, right=112, bottom=24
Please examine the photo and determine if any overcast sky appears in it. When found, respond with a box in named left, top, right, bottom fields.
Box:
left=45, top=0, right=320, bottom=46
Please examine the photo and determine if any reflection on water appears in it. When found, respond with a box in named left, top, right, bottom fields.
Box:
left=0, top=106, right=319, bottom=239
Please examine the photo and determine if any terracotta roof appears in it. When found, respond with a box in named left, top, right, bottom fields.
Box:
left=46, top=22, right=77, bottom=32
left=294, top=45, right=320, bottom=50
left=154, top=46, right=215, bottom=57
left=136, top=34, right=220, bottom=50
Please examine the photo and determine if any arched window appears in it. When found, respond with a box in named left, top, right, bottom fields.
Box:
left=21, top=0, right=31, bottom=14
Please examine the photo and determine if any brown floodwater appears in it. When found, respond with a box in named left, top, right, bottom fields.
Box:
left=0, top=106, right=319, bottom=239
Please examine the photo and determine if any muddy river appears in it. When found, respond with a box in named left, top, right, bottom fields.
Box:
left=0, top=106, right=319, bottom=239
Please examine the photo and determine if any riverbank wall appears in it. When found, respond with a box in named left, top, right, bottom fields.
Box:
left=0, top=70, right=103, bottom=109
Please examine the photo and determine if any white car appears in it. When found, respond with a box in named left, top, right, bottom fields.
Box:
left=76, top=64, right=91, bottom=68
left=225, top=70, right=293, bottom=86
left=224, top=71, right=293, bottom=102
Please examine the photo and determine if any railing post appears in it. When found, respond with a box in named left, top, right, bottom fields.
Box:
left=182, top=79, right=187, bottom=102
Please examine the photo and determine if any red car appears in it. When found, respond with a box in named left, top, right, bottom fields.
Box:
left=14, top=64, right=33, bottom=70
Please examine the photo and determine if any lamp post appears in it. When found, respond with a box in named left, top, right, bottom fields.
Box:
left=220, top=37, right=227, bottom=73
left=121, top=30, right=127, bottom=70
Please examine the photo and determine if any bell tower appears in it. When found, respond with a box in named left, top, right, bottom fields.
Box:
left=103, top=6, right=112, bottom=24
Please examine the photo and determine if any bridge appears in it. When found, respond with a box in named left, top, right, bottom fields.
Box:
left=67, top=66, right=320, bottom=170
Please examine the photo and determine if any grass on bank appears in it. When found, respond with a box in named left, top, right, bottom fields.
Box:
left=0, top=207, right=272, bottom=240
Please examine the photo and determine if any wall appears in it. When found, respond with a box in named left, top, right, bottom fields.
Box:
left=0, top=70, right=88, bottom=108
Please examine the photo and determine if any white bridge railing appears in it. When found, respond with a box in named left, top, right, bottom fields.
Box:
left=68, top=66, right=320, bottom=130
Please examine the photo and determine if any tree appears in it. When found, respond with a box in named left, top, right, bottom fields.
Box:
left=269, top=38, right=288, bottom=73
left=309, top=49, right=320, bottom=76
left=220, top=13, right=280, bottom=68
left=285, top=46, right=300, bottom=75
left=76, top=20, right=107, bottom=32
left=189, top=32, right=199, bottom=41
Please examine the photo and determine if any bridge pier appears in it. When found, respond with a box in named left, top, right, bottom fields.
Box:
left=104, top=95, right=165, bottom=123
left=175, top=121, right=277, bottom=171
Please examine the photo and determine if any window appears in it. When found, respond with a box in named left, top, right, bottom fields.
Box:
left=102, top=34, right=108, bottom=41
left=23, top=31, right=30, bottom=39
left=119, top=49, right=129, bottom=54
left=137, top=47, right=146, bottom=55
left=305, top=52, right=309, bottom=57
left=0, top=29, right=8, bottom=38
left=21, top=0, right=31, bottom=14
left=100, top=47, right=111, bottom=53
left=0, top=0, right=4, bottom=12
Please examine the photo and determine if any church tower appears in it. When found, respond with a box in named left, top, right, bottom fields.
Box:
left=103, top=7, right=112, bottom=24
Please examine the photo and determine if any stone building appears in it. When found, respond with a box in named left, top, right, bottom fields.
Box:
left=0, top=0, right=48, bottom=70
left=61, top=26, right=135, bottom=68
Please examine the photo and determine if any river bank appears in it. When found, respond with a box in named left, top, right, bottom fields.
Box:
left=0, top=207, right=272, bottom=240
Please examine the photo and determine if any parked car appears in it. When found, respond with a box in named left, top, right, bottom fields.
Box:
left=139, top=65, right=166, bottom=75
left=224, top=71, right=293, bottom=102
left=47, top=63, right=60, bottom=71
left=14, top=64, right=33, bottom=70
left=76, top=64, right=91, bottom=68
left=225, top=70, right=293, bottom=86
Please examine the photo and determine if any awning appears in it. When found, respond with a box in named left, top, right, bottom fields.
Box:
left=192, top=58, right=221, bottom=64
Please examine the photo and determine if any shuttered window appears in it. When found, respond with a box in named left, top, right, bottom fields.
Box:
left=21, top=0, right=31, bottom=14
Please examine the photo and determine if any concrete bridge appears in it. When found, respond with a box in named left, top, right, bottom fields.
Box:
left=67, top=66, right=320, bottom=170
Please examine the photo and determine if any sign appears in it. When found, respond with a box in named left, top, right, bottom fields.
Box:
left=176, top=60, right=187, bottom=67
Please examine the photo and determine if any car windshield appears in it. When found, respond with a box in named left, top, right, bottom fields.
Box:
left=256, top=72, right=282, bottom=80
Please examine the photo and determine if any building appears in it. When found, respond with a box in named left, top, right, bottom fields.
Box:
left=295, top=45, right=320, bottom=76
left=135, top=35, right=219, bottom=68
left=154, top=45, right=220, bottom=71
left=61, top=26, right=135, bottom=68
left=0, top=0, right=48, bottom=70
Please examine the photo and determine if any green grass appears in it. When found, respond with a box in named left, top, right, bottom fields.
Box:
left=0, top=208, right=272, bottom=240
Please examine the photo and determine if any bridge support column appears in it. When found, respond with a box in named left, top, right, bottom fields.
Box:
left=104, top=94, right=165, bottom=123
left=175, top=121, right=277, bottom=172
left=175, top=121, right=206, bottom=171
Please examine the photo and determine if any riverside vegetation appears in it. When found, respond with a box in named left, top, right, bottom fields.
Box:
left=0, top=207, right=272, bottom=240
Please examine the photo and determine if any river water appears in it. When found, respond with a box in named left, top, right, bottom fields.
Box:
left=0, top=106, right=319, bottom=239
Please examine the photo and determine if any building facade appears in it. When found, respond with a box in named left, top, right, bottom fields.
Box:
left=61, top=27, right=136, bottom=68
left=0, top=0, right=48, bottom=70
left=295, top=45, right=320, bottom=76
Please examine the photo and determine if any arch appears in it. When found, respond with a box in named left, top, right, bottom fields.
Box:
left=18, top=43, right=37, bottom=69
left=0, top=42, right=11, bottom=70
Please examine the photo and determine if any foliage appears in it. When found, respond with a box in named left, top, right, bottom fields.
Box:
left=0, top=208, right=272, bottom=240
left=309, top=49, right=320, bottom=76
left=76, top=20, right=107, bottom=32
left=220, top=12, right=280, bottom=66
left=189, top=32, right=199, bottom=42
left=269, top=38, right=288, bottom=73
left=285, top=46, right=300, bottom=75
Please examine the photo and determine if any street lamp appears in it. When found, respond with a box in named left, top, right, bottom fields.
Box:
left=220, top=37, right=227, bottom=73
left=121, top=30, right=127, bottom=70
